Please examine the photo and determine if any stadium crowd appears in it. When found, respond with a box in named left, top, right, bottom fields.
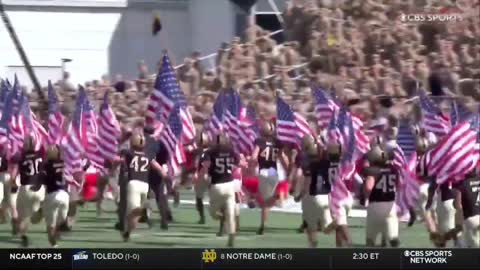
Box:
left=27, top=0, right=480, bottom=134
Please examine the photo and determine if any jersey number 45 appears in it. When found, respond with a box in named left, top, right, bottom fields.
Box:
left=375, top=174, right=396, bottom=193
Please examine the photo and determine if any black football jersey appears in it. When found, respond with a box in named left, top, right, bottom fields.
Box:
left=206, top=146, right=238, bottom=184
left=295, top=153, right=311, bottom=177
left=148, top=141, right=169, bottom=183
left=123, top=150, right=151, bottom=183
left=455, top=174, right=480, bottom=219
left=364, top=165, right=399, bottom=202
left=43, top=160, right=67, bottom=193
left=256, top=137, right=281, bottom=169
left=16, top=151, right=44, bottom=186
left=0, top=154, right=7, bottom=172
left=439, top=182, right=455, bottom=201
left=309, top=156, right=339, bottom=195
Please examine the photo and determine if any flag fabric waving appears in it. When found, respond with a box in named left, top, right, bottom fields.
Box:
left=146, top=53, right=195, bottom=143
left=450, top=100, right=472, bottom=127
left=98, top=92, right=121, bottom=165
left=82, top=90, right=103, bottom=171
left=62, top=87, right=88, bottom=185
left=276, top=96, right=312, bottom=148
left=159, top=105, right=186, bottom=176
left=423, top=117, right=478, bottom=185
left=223, top=90, right=256, bottom=156
left=418, top=90, right=449, bottom=137
left=330, top=114, right=355, bottom=220
left=47, top=80, right=65, bottom=145
left=313, top=87, right=339, bottom=129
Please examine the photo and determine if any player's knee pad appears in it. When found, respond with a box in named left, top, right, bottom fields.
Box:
left=390, top=238, right=400, bottom=247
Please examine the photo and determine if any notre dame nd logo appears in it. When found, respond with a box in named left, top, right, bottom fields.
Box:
left=202, top=249, right=217, bottom=263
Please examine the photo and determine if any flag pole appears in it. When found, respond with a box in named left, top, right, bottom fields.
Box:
left=0, top=1, right=45, bottom=102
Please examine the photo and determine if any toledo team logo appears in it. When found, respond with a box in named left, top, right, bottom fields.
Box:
left=73, top=251, right=89, bottom=261
left=202, top=249, right=217, bottom=263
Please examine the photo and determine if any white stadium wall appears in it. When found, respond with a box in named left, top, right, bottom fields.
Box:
left=0, top=0, right=236, bottom=88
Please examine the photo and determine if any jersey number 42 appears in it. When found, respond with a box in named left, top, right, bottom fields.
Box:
left=130, top=156, right=149, bottom=172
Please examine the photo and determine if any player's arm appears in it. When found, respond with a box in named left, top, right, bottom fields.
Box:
left=364, top=175, right=375, bottom=204
left=279, top=149, right=289, bottom=170
left=7, top=154, right=20, bottom=187
left=294, top=168, right=307, bottom=202
left=150, top=159, right=168, bottom=177
left=251, top=145, right=260, bottom=164
left=198, top=158, right=211, bottom=179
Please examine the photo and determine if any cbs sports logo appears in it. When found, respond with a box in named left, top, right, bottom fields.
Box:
left=399, top=6, right=464, bottom=23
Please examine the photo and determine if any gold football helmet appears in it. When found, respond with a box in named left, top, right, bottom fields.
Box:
left=302, top=135, right=318, bottom=157
left=366, top=144, right=388, bottom=165
left=216, top=132, right=231, bottom=147
left=196, top=131, right=210, bottom=148
left=23, top=135, right=35, bottom=152
left=260, top=121, right=275, bottom=137
left=130, top=132, right=146, bottom=149
left=415, top=136, right=430, bottom=155
left=46, top=145, right=62, bottom=161
left=326, top=140, right=342, bottom=156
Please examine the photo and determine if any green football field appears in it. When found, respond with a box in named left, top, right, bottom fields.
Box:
left=0, top=195, right=437, bottom=249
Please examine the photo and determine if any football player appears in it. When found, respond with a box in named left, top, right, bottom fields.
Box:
left=8, top=136, right=45, bottom=247
left=363, top=144, right=401, bottom=247
left=192, top=131, right=211, bottom=225
left=453, top=168, right=480, bottom=247
left=250, top=122, right=289, bottom=235
left=414, top=135, right=442, bottom=245
left=199, top=133, right=243, bottom=247
left=42, top=145, right=69, bottom=247
left=120, top=132, right=164, bottom=241
left=296, top=135, right=336, bottom=247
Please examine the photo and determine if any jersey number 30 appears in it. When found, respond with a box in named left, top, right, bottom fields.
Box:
left=23, top=158, right=42, bottom=176
left=130, top=156, right=149, bottom=172
left=375, top=174, right=396, bottom=193
left=215, top=157, right=234, bottom=174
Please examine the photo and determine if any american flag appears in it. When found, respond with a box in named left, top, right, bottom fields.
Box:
left=450, top=100, right=472, bottom=127
left=418, top=90, right=449, bottom=137
left=393, top=120, right=421, bottom=216
left=98, top=92, right=121, bottom=164
left=82, top=89, right=103, bottom=170
left=159, top=105, right=185, bottom=176
left=423, top=117, right=479, bottom=185
left=9, top=95, right=47, bottom=153
left=47, top=80, right=65, bottom=145
left=276, top=96, right=312, bottom=148
left=223, top=90, right=255, bottom=156
left=312, top=87, right=339, bottom=129
left=330, top=115, right=355, bottom=219
left=205, top=92, right=225, bottom=139
left=0, top=89, right=14, bottom=150
left=147, top=54, right=195, bottom=143
left=62, top=88, right=88, bottom=185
